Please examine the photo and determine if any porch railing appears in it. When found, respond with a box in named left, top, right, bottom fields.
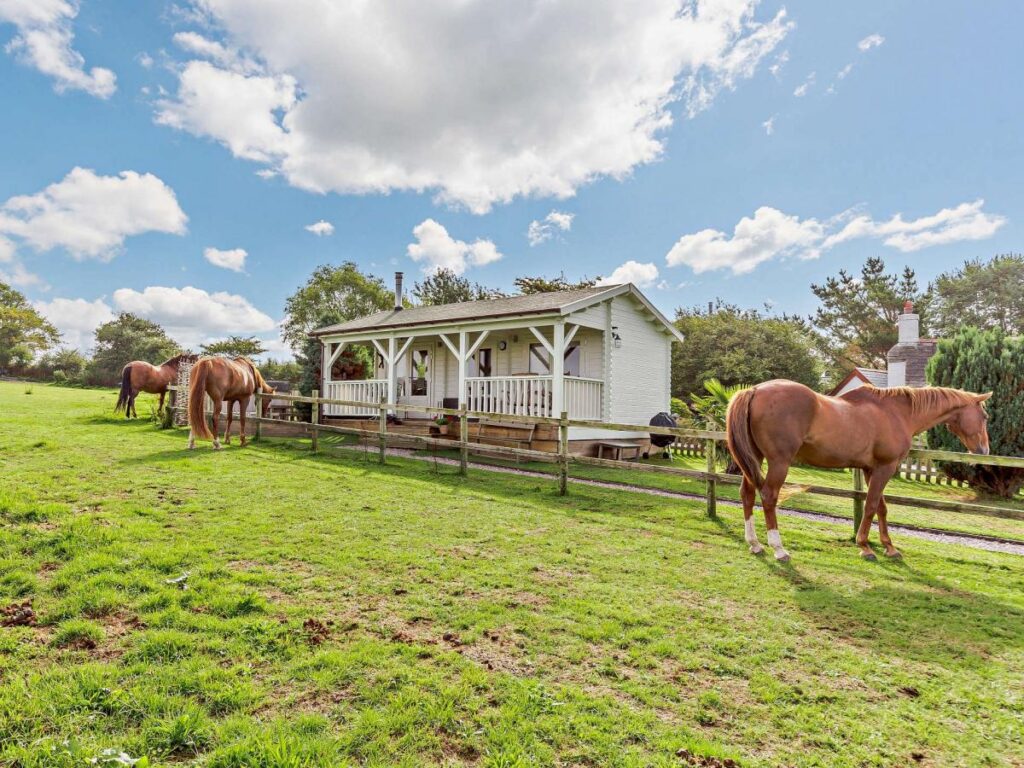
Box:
left=324, top=379, right=387, bottom=416
left=564, top=377, right=604, bottom=420
left=465, top=375, right=603, bottom=420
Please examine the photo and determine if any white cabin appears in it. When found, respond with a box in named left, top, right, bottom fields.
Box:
left=310, top=278, right=683, bottom=440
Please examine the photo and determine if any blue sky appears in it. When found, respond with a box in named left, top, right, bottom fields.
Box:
left=0, top=1, right=1020, bottom=357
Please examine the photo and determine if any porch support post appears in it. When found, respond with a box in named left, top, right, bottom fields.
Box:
left=551, top=320, right=565, bottom=419
left=320, top=341, right=329, bottom=395
left=386, top=336, right=397, bottom=413
left=457, top=330, right=468, bottom=409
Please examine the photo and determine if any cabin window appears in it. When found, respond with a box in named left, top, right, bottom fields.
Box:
left=469, top=348, right=492, bottom=377
left=528, top=343, right=580, bottom=376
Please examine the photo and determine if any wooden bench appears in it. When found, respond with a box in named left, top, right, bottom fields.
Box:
left=472, top=419, right=536, bottom=460
left=596, top=440, right=642, bottom=462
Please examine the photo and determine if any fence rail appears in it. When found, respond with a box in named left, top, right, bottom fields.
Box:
left=167, top=386, right=1024, bottom=528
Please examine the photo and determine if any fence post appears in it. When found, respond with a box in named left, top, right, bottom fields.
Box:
left=705, top=421, right=717, bottom=517
left=254, top=390, right=262, bottom=441
left=852, top=468, right=864, bottom=535
left=558, top=410, right=569, bottom=496
left=311, top=389, right=319, bottom=453
left=378, top=396, right=387, bottom=464
left=459, top=402, right=469, bottom=476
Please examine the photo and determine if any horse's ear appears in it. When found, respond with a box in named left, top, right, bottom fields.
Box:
left=976, top=392, right=993, bottom=403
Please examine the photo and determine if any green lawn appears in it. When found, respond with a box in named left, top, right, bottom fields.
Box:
left=2, top=382, right=1023, bottom=767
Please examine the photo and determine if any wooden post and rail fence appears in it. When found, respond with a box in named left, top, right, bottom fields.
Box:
left=168, top=386, right=1024, bottom=532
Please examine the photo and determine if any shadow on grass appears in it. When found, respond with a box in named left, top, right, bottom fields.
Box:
left=751, top=553, right=1024, bottom=666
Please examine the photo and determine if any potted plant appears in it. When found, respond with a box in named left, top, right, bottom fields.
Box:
left=430, top=415, right=448, bottom=437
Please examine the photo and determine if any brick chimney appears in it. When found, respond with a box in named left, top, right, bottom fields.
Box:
left=394, top=271, right=404, bottom=311
left=897, top=300, right=919, bottom=343
left=887, top=299, right=936, bottom=387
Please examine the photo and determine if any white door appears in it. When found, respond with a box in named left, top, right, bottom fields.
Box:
left=405, top=348, right=431, bottom=410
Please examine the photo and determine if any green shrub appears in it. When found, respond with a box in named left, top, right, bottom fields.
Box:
left=927, top=326, right=1024, bottom=497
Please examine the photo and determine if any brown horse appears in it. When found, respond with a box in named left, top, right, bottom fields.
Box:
left=187, top=356, right=274, bottom=450
left=726, top=380, right=991, bottom=561
left=115, top=353, right=194, bottom=418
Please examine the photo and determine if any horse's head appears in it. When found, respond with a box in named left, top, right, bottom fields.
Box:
left=259, top=385, right=276, bottom=417
left=944, top=392, right=992, bottom=455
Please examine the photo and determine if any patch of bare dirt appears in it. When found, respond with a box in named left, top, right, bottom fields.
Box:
left=1, top=601, right=36, bottom=627
left=675, top=748, right=739, bottom=767
left=302, top=617, right=334, bottom=646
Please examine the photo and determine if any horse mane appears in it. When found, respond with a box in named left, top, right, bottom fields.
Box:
left=860, top=385, right=980, bottom=416
left=160, top=352, right=195, bottom=367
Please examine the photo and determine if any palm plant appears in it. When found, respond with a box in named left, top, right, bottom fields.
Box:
left=690, top=378, right=749, bottom=474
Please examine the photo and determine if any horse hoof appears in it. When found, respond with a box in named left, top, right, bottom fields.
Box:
left=885, top=550, right=903, bottom=559
left=774, top=552, right=791, bottom=563
left=860, top=551, right=877, bottom=561
left=749, top=545, right=765, bottom=555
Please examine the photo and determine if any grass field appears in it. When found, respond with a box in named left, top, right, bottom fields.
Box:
left=2, top=382, right=1023, bottom=767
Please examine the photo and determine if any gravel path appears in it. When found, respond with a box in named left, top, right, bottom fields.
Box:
left=336, top=443, right=1024, bottom=557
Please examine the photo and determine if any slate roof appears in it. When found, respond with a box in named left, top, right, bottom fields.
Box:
left=856, top=367, right=890, bottom=388
left=311, top=286, right=616, bottom=336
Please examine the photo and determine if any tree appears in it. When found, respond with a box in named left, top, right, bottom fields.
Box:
left=33, top=348, right=88, bottom=383
left=86, top=313, right=180, bottom=386
left=282, top=262, right=393, bottom=352
left=412, top=268, right=502, bottom=305
left=259, top=359, right=302, bottom=384
left=0, top=282, right=60, bottom=373
left=811, top=257, right=928, bottom=376
left=926, top=326, right=1024, bottom=497
left=929, top=254, right=1024, bottom=337
left=671, top=301, right=821, bottom=399
left=513, top=273, right=597, bottom=294
left=200, top=336, right=267, bottom=358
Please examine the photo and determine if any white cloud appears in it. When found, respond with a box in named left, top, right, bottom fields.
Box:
left=304, top=220, right=334, bottom=236
left=172, top=30, right=257, bottom=73
left=667, top=207, right=825, bottom=275
left=406, top=219, right=502, bottom=275
left=0, top=0, right=116, bottom=97
left=0, top=234, right=43, bottom=287
left=666, top=199, right=1007, bottom=274
left=111, top=285, right=276, bottom=347
left=155, top=0, right=791, bottom=213
left=597, top=260, right=659, bottom=288
left=137, top=51, right=154, bottom=69
left=33, top=296, right=114, bottom=351
left=768, top=49, right=789, bottom=78
left=823, top=200, right=1006, bottom=253
left=203, top=246, right=247, bottom=272
left=155, top=60, right=296, bottom=164
left=0, top=167, right=187, bottom=261
left=762, top=115, right=775, bottom=135
left=527, top=210, right=574, bottom=246
left=793, top=71, right=815, bottom=97
left=837, top=63, right=853, bottom=80
left=858, top=33, right=885, bottom=52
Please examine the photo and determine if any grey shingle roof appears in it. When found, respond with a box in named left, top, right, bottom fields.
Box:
left=310, top=286, right=615, bottom=336
left=856, top=368, right=889, bottom=388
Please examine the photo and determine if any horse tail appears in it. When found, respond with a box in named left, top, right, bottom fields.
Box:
left=188, top=359, right=214, bottom=440
left=115, top=365, right=132, bottom=413
left=726, top=387, right=762, bottom=488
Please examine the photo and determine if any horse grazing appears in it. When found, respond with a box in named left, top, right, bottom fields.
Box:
left=726, top=380, right=991, bottom=561
left=187, top=356, right=274, bottom=450
left=115, top=353, right=194, bottom=418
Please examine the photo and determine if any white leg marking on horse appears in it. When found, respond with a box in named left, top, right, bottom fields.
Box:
left=188, top=430, right=195, bottom=450
left=745, top=518, right=764, bottom=554
left=213, top=438, right=222, bottom=451
left=767, top=529, right=790, bottom=562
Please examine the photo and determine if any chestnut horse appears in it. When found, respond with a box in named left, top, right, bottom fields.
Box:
left=187, top=356, right=274, bottom=450
left=726, top=380, right=991, bottom=561
left=115, top=353, right=194, bottom=418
